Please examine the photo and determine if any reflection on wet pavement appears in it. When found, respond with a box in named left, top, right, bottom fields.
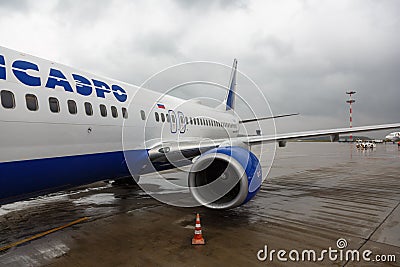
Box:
left=0, top=143, right=399, bottom=266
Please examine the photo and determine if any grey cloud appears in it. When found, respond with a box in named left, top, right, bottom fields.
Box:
left=53, top=0, right=113, bottom=26
left=252, top=35, right=294, bottom=59
left=0, top=0, right=29, bottom=11
left=0, top=0, right=398, bottom=138
left=175, top=0, right=249, bottom=10
left=133, top=33, right=182, bottom=57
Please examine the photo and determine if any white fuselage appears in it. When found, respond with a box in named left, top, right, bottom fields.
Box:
left=0, top=46, right=238, bottom=203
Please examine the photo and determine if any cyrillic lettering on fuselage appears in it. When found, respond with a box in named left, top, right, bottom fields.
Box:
left=0, top=53, right=127, bottom=103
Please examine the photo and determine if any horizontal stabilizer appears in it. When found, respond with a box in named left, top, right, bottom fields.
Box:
left=239, top=113, right=299, bottom=123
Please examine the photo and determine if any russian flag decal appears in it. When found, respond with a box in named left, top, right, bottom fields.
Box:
left=157, top=103, right=166, bottom=109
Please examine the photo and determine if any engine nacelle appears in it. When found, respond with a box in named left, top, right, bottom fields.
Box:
left=188, top=146, right=262, bottom=209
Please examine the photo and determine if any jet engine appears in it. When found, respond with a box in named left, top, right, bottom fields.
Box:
left=188, top=146, right=262, bottom=209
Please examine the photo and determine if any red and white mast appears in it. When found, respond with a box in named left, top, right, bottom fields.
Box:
left=346, top=91, right=356, bottom=142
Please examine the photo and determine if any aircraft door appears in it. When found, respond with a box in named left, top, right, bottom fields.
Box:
left=168, top=110, right=177, bottom=133
left=178, top=111, right=186, bottom=133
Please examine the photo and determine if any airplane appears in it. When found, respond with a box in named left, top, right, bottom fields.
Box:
left=385, top=132, right=400, bottom=142
left=1, top=46, right=399, bottom=209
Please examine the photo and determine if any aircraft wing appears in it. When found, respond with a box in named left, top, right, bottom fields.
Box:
left=147, top=123, right=400, bottom=163
left=241, top=123, right=400, bottom=145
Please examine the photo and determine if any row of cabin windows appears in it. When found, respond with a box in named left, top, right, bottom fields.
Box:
left=0, top=90, right=128, bottom=119
left=154, top=111, right=171, bottom=123
left=151, top=111, right=235, bottom=129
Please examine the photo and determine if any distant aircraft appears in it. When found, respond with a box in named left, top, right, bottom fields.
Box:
left=1, top=46, right=399, bottom=209
left=385, top=132, right=400, bottom=142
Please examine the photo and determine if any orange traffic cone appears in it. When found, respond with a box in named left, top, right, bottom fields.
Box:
left=191, top=213, right=205, bottom=245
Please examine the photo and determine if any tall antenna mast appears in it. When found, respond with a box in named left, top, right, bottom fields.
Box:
left=346, top=91, right=356, bottom=142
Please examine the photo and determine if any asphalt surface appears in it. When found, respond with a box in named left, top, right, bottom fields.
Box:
left=0, top=142, right=399, bottom=266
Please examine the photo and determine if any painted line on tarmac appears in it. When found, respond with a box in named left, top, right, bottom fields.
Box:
left=0, top=217, right=89, bottom=252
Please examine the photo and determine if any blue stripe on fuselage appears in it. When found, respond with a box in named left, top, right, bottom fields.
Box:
left=0, top=149, right=150, bottom=205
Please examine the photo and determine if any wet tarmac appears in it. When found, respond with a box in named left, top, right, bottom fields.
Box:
left=0, top=142, right=399, bottom=266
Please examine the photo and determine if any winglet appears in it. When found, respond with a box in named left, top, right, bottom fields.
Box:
left=225, top=59, right=237, bottom=111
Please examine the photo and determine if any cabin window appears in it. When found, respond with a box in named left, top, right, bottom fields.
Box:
left=1, top=90, right=15, bottom=109
left=49, top=97, right=60, bottom=113
left=122, top=107, right=128, bottom=119
left=140, top=110, right=146, bottom=120
left=160, top=113, right=165, bottom=122
left=166, top=114, right=170, bottom=122
left=25, top=94, right=38, bottom=111
left=68, top=100, right=77, bottom=114
left=100, top=104, right=107, bottom=117
left=155, top=112, right=159, bottom=122
left=111, top=106, right=118, bottom=118
left=84, top=102, right=93, bottom=116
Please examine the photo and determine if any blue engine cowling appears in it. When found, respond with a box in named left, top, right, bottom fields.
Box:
left=188, top=146, right=262, bottom=209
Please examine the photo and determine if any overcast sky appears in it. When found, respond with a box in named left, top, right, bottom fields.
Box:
left=0, top=0, right=399, bottom=137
